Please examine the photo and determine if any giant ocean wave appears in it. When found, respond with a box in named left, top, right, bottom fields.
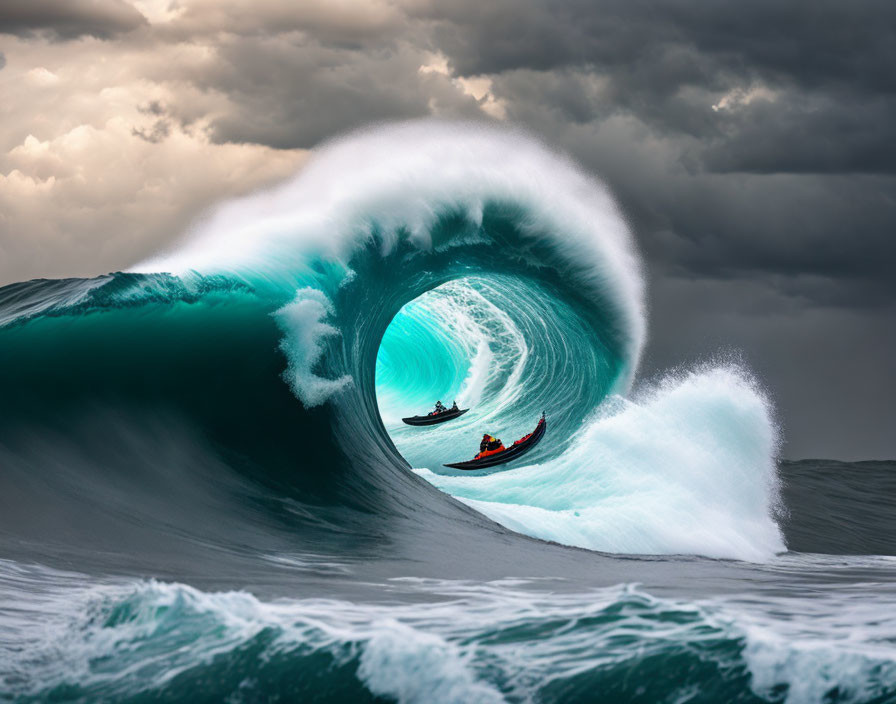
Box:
left=0, top=121, right=783, bottom=563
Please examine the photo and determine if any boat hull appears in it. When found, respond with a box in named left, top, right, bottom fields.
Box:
left=402, top=408, right=469, bottom=426
left=444, top=417, right=546, bottom=470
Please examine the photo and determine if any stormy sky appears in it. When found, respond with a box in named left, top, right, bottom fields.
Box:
left=1, top=0, right=893, bottom=459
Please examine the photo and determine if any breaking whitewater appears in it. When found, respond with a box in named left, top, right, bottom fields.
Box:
left=1, top=121, right=895, bottom=703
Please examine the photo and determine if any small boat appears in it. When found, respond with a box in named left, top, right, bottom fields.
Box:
left=402, top=407, right=469, bottom=426
left=443, top=413, right=546, bottom=470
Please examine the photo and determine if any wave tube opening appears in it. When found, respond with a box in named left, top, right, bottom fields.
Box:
left=376, top=278, right=786, bottom=563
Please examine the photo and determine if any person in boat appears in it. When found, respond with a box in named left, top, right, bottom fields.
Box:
left=477, top=433, right=505, bottom=458
left=451, top=401, right=459, bottom=411
left=430, top=400, right=447, bottom=416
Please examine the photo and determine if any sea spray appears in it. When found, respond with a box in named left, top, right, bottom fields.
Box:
left=413, top=364, right=783, bottom=561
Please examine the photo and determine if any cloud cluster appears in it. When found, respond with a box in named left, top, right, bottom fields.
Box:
left=1, top=0, right=893, bottom=457
left=0, top=0, right=147, bottom=40
left=0, top=0, right=499, bottom=283
left=408, top=0, right=896, bottom=283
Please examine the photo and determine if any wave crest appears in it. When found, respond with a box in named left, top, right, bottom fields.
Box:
left=135, top=120, right=646, bottom=400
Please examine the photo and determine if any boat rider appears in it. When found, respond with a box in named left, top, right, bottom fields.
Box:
left=480, top=433, right=504, bottom=453
left=431, top=400, right=447, bottom=415
left=451, top=401, right=459, bottom=411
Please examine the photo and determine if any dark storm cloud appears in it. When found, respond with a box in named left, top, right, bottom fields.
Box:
left=0, top=0, right=147, bottom=40
left=701, top=95, right=896, bottom=175
left=639, top=172, right=896, bottom=283
left=413, top=0, right=896, bottom=92
left=411, top=0, right=896, bottom=175
left=493, top=78, right=895, bottom=306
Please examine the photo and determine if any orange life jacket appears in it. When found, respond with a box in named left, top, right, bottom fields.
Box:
left=474, top=443, right=506, bottom=460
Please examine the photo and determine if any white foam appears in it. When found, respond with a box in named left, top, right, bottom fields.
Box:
left=1, top=574, right=507, bottom=704
left=736, top=595, right=896, bottom=703
left=273, top=288, right=352, bottom=407
left=457, top=339, right=493, bottom=409
left=418, top=365, right=785, bottom=562
left=358, top=623, right=505, bottom=704
left=6, top=565, right=896, bottom=703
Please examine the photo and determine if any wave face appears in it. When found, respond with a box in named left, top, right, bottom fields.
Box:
left=0, top=120, right=783, bottom=563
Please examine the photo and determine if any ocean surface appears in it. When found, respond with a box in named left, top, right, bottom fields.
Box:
left=1, top=122, right=894, bottom=703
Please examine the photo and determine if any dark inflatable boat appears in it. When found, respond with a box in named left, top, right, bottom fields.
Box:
left=444, top=413, right=546, bottom=470
left=402, top=408, right=469, bottom=426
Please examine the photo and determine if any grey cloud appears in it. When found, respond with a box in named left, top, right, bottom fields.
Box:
left=642, top=173, right=896, bottom=284
left=414, top=0, right=896, bottom=93
left=0, top=51, right=5, bottom=69
left=204, top=45, right=429, bottom=148
left=132, top=101, right=171, bottom=142
left=702, top=95, right=896, bottom=175
left=132, top=119, right=171, bottom=143
left=172, top=0, right=407, bottom=45
left=0, top=0, right=148, bottom=40
left=138, top=100, right=166, bottom=116
left=170, top=37, right=485, bottom=149
left=417, top=0, right=896, bottom=176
